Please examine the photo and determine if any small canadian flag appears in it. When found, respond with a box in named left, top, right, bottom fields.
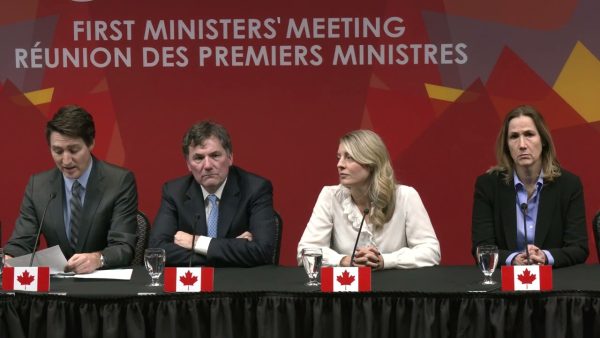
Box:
left=501, top=265, right=552, bottom=291
left=163, top=267, right=214, bottom=293
left=321, top=266, right=371, bottom=292
left=2, top=267, right=50, bottom=292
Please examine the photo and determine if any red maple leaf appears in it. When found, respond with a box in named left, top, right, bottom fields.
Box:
left=179, top=270, right=198, bottom=290
left=336, top=270, right=356, bottom=290
left=517, top=268, right=537, bottom=289
left=17, top=270, right=35, bottom=289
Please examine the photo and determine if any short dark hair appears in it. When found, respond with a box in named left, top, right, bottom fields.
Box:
left=182, top=121, right=232, bottom=157
left=46, top=105, right=95, bottom=146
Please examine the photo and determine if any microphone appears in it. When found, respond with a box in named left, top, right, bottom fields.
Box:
left=350, top=208, right=370, bottom=267
left=520, top=203, right=531, bottom=265
left=29, top=193, right=56, bottom=267
left=189, top=214, right=201, bottom=267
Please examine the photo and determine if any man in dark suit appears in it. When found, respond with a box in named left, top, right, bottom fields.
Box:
left=149, top=121, right=276, bottom=267
left=4, top=105, right=137, bottom=273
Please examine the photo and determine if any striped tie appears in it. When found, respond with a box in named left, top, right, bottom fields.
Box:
left=207, top=194, right=219, bottom=238
left=69, top=180, right=83, bottom=249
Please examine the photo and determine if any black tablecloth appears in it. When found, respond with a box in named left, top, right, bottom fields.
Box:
left=2, top=264, right=600, bottom=337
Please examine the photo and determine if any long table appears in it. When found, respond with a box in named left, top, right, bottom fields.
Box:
left=1, top=264, right=600, bottom=337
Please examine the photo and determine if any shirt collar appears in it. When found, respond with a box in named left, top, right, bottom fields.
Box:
left=513, top=169, right=544, bottom=191
left=201, top=177, right=228, bottom=201
left=64, top=158, right=93, bottom=191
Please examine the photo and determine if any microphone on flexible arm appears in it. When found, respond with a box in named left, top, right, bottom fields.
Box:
left=520, top=203, right=531, bottom=265
left=350, top=208, right=370, bottom=266
left=29, top=193, right=56, bottom=267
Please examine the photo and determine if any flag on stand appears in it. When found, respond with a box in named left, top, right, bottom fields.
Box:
left=501, top=265, right=552, bottom=291
left=163, top=267, right=214, bottom=292
left=321, top=266, right=371, bottom=292
left=2, top=267, right=50, bottom=292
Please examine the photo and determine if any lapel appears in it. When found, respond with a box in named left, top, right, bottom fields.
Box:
left=218, top=167, right=240, bottom=238
left=499, top=178, right=518, bottom=251
left=47, top=169, right=74, bottom=256
left=75, top=159, right=103, bottom=252
left=184, top=178, right=208, bottom=236
left=534, top=180, right=556, bottom=246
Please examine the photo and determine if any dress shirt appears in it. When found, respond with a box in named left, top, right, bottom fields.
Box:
left=507, top=171, right=554, bottom=265
left=193, top=178, right=227, bottom=255
left=297, top=184, right=441, bottom=269
left=63, top=160, right=93, bottom=243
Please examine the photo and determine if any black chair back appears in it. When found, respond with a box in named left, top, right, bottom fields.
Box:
left=273, top=211, right=283, bottom=265
left=132, top=211, right=151, bottom=265
left=593, top=211, right=600, bottom=260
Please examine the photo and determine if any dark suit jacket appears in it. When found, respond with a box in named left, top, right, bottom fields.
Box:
left=5, top=158, right=138, bottom=268
left=149, top=166, right=276, bottom=267
left=471, top=169, right=588, bottom=268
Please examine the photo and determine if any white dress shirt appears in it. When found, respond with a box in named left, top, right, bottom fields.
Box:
left=297, top=184, right=441, bottom=269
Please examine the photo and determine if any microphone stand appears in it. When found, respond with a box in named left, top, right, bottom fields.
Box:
left=30, top=193, right=56, bottom=267
left=520, top=203, right=531, bottom=265
left=350, top=208, right=370, bottom=266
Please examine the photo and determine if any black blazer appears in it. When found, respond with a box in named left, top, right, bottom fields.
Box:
left=149, top=166, right=276, bottom=267
left=5, top=158, right=138, bottom=268
left=471, top=169, right=588, bottom=268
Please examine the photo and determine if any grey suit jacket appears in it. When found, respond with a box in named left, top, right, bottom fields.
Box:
left=5, top=158, right=138, bottom=268
left=149, top=166, right=276, bottom=267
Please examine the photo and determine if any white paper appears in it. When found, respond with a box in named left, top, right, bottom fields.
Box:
left=6, top=245, right=68, bottom=275
left=73, top=268, right=133, bottom=280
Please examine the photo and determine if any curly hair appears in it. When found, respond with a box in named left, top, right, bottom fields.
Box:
left=340, top=130, right=397, bottom=227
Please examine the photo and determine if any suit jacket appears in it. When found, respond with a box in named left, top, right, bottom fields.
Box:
left=149, top=166, right=276, bottom=267
left=471, top=169, right=588, bottom=268
left=5, top=158, right=138, bottom=268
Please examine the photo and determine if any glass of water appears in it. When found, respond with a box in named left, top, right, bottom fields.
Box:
left=477, top=245, right=499, bottom=285
left=144, top=248, right=165, bottom=287
left=301, top=247, right=322, bottom=286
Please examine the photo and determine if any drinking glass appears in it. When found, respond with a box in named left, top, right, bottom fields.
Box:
left=144, top=248, right=165, bottom=287
left=477, top=245, right=499, bottom=285
left=301, top=248, right=322, bottom=286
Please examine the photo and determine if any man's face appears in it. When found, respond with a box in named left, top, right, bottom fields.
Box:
left=49, top=132, right=94, bottom=179
left=186, top=136, right=233, bottom=193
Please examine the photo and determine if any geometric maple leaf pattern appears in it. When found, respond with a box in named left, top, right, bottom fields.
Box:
left=17, top=270, right=35, bottom=288
left=179, top=270, right=198, bottom=290
left=517, top=268, right=537, bottom=289
left=336, top=270, right=356, bottom=291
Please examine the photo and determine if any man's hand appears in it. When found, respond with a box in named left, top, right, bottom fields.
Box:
left=65, top=252, right=102, bottom=274
left=236, top=231, right=253, bottom=241
left=3, top=254, right=13, bottom=267
left=174, top=231, right=196, bottom=249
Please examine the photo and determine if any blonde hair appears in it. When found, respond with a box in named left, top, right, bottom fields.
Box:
left=340, top=130, right=396, bottom=227
left=489, top=105, right=561, bottom=183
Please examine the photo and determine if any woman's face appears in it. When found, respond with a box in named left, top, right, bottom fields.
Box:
left=337, top=143, right=370, bottom=189
left=507, top=115, right=543, bottom=172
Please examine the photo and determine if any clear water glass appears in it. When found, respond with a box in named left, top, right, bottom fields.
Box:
left=301, top=248, right=322, bottom=286
left=144, top=248, right=165, bottom=287
left=477, top=245, right=499, bottom=285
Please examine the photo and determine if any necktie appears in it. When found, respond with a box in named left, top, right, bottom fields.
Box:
left=207, top=194, right=219, bottom=238
left=69, top=180, right=83, bottom=249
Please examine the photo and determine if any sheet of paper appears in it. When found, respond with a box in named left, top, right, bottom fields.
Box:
left=6, top=245, right=68, bottom=275
left=73, top=268, right=133, bottom=280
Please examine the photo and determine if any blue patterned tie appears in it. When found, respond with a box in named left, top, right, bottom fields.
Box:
left=69, top=180, right=83, bottom=249
left=207, top=194, right=219, bottom=238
